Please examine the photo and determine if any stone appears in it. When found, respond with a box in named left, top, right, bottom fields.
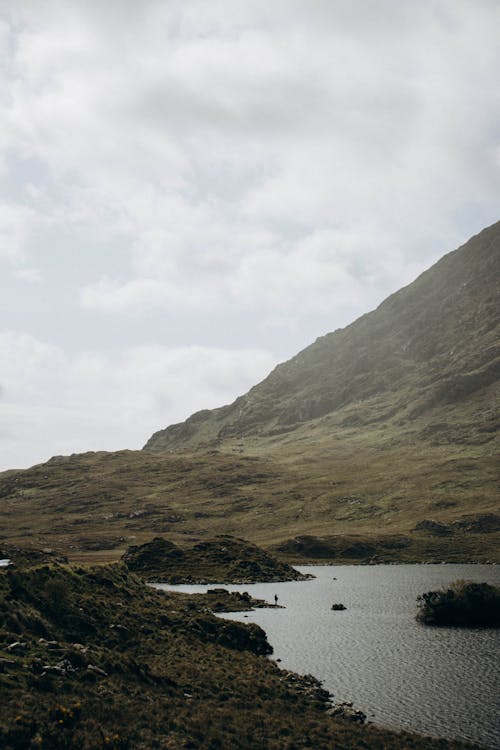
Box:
left=328, top=702, right=366, bottom=723
left=7, top=641, right=27, bottom=652
left=87, top=664, right=108, bottom=677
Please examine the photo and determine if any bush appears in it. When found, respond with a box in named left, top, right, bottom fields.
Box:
left=417, top=580, right=500, bottom=627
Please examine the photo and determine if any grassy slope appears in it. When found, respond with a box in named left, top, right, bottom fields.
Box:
left=145, top=221, right=500, bottom=452
left=0, top=224, right=498, bottom=563
left=0, top=426, right=498, bottom=563
left=141, top=222, right=500, bottom=562
left=0, top=561, right=483, bottom=749
left=121, top=536, right=307, bottom=583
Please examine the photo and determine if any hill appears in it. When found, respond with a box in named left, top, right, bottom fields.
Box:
left=146, top=221, right=499, bottom=450
left=121, top=535, right=308, bottom=583
left=0, top=223, right=498, bottom=563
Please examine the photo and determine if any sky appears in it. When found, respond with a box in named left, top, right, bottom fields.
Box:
left=1, top=0, right=499, bottom=471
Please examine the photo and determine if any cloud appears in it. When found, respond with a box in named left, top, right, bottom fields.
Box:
left=80, top=276, right=219, bottom=312
left=3, top=1, right=499, bottom=257
left=1, top=1, right=500, bottom=469
left=7, top=2, right=495, bottom=314
left=5, top=0, right=494, bottom=321
left=0, top=202, right=38, bottom=262
left=13, top=267, right=43, bottom=283
left=0, top=331, right=277, bottom=470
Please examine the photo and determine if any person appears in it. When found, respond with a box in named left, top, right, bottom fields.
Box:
left=274, top=594, right=278, bottom=606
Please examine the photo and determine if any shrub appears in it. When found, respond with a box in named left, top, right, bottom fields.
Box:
left=417, top=580, right=500, bottom=627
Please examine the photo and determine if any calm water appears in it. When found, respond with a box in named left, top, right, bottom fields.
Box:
left=155, top=565, right=500, bottom=747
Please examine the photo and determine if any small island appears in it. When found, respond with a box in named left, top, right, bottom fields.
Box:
left=417, top=580, right=500, bottom=627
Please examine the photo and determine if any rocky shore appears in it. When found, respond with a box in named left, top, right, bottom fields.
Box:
left=0, top=549, right=485, bottom=749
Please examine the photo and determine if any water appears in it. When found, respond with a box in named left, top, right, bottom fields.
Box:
left=154, top=564, right=500, bottom=747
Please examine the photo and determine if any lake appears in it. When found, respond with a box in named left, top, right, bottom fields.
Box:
left=154, top=564, right=500, bottom=747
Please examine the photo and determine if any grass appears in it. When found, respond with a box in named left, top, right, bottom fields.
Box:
left=0, top=559, right=485, bottom=749
left=122, top=536, right=308, bottom=583
left=0, top=410, right=498, bottom=565
left=0, top=225, right=497, bottom=564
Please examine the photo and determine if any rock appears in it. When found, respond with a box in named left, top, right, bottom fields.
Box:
left=42, top=659, right=75, bottom=676
left=110, top=624, right=129, bottom=632
left=216, top=620, right=272, bottom=656
left=0, top=657, right=17, bottom=671
left=38, top=638, right=59, bottom=649
left=7, top=641, right=27, bottom=652
left=328, top=701, right=367, bottom=723
left=87, top=664, right=108, bottom=677
left=71, top=643, right=88, bottom=652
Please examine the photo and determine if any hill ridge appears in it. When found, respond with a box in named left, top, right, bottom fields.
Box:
left=145, top=220, right=500, bottom=451
left=0, top=222, right=498, bottom=563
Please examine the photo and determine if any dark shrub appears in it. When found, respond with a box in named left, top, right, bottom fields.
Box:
left=417, top=580, right=500, bottom=627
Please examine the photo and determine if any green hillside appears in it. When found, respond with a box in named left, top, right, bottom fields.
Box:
left=146, top=221, right=499, bottom=450
left=0, top=223, right=498, bottom=563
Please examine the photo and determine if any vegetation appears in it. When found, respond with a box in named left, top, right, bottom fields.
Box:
left=417, top=580, right=500, bottom=627
left=0, top=444, right=498, bottom=565
left=271, top=529, right=500, bottom=565
left=146, top=222, right=499, bottom=457
left=0, top=225, right=498, bottom=566
left=0, top=559, right=483, bottom=749
left=122, top=535, right=308, bottom=583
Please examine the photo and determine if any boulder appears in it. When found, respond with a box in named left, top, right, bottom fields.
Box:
left=328, top=701, right=366, bottom=723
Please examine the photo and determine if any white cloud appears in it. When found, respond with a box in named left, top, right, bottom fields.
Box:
left=13, top=267, right=43, bottom=283
left=0, top=202, right=38, bottom=262
left=0, top=1, right=499, bottom=468
left=7, top=0, right=490, bottom=317
left=0, top=331, right=276, bottom=470
left=80, top=276, right=219, bottom=312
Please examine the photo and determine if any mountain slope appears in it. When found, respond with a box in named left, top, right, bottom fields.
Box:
left=146, top=222, right=499, bottom=450
left=0, top=223, right=498, bottom=564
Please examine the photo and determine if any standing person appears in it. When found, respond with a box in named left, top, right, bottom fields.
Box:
left=274, top=594, right=278, bottom=606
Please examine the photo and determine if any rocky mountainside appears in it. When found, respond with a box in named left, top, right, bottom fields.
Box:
left=146, top=221, right=499, bottom=450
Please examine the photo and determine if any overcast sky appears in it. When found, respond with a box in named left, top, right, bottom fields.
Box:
left=1, top=0, right=499, bottom=471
